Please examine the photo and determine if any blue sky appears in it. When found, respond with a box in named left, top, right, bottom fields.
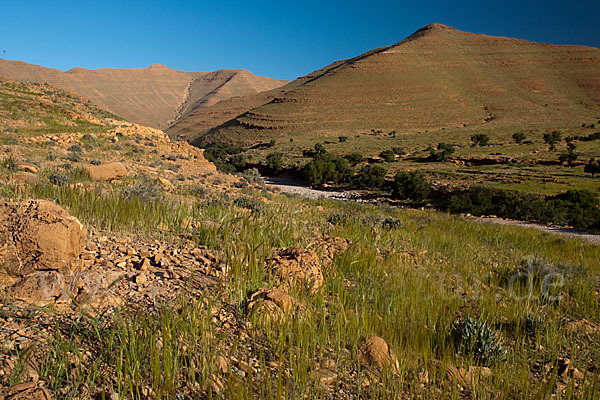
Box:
left=1, top=0, right=599, bottom=80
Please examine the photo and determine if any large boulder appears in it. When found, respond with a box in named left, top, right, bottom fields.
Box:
left=0, top=200, right=86, bottom=305
left=86, top=162, right=128, bottom=181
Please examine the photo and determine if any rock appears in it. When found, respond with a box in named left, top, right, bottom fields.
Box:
left=155, top=176, right=174, bottom=189
left=86, top=162, right=127, bottom=181
left=135, top=273, right=147, bottom=285
left=268, top=247, right=324, bottom=293
left=311, top=235, right=351, bottom=265
left=16, top=162, right=40, bottom=174
left=10, top=271, right=66, bottom=305
left=359, top=336, right=399, bottom=372
left=72, top=270, right=124, bottom=308
left=0, top=200, right=85, bottom=305
left=0, top=199, right=85, bottom=278
left=247, top=288, right=301, bottom=317
left=10, top=382, right=37, bottom=393
left=137, top=258, right=151, bottom=271
left=216, top=356, right=229, bottom=374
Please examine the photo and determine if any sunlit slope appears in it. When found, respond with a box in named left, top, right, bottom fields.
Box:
left=187, top=23, right=600, bottom=145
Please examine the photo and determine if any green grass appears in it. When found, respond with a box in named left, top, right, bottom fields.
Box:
left=1, top=181, right=598, bottom=399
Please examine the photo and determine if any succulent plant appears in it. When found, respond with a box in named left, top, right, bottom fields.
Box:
left=451, top=317, right=505, bottom=366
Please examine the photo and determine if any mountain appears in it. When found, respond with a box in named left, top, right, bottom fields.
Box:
left=169, top=23, right=600, bottom=146
left=0, top=59, right=288, bottom=129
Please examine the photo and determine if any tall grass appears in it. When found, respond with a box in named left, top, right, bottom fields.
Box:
left=1, top=183, right=599, bottom=398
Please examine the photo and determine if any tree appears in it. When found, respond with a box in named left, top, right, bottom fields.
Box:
left=428, top=143, right=455, bottom=162
left=585, top=158, right=600, bottom=176
left=559, top=141, right=578, bottom=166
left=354, top=165, right=386, bottom=189
left=543, top=131, right=561, bottom=151
left=471, top=134, right=490, bottom=146
left=390, top=171, right=431, bottom=202
left=265, top=152, right=284, bottom=173
left=379, top=150, right=395, bottom=162
left=512, top=132, right=526, bottom=144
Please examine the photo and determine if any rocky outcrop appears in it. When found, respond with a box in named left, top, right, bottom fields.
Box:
left=0, top=200, right=86, bottom=305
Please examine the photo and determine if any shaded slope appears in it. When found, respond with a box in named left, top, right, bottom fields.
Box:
left=180, top=23, right=600, bottom=145
left=0, top=59, right=287, bottom=129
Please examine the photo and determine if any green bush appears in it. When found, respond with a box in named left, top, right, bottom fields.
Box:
left=471, top=134, right=490, bottom=146
left=445, top=187, right=600, bottom=231
left=428, top=142, right=455, bottom=162
left=302, top=153, right=353, bottom=185
left=512, top=132, right=526, bottom=144
left=203, top=141, right=247, bottom=173
left=450, top=317, right=505, bottom=366
left=390, top=171, right=431, bottom=202
left=265, top=152, right=284, bottom=173
left=48, top=174, right=68, bottom=186
left=584, top=158, right=600, bottom=176
left=344, top=153, right=364, bottom=166
left=354, top=165, right=386, bottom=189
left=379, top=150, right=395, bottom=162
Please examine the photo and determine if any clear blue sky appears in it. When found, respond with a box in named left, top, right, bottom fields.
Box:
left=1, top=0, right=599, bottom=80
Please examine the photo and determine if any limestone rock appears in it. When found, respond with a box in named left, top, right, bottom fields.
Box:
left=359, top=336, right=399, bottom=372
left=0, top=199, right=85, bottom=278
left=268, top=247, right=324, bottom=293
left=86, top=162, right=128, bottom=181
left=247, top=288, right=301, bottom=316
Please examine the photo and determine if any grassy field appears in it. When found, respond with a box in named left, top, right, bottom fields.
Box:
left=236, top=122, right=600, bottom=195
left=1, top=178, right=598, bottom=399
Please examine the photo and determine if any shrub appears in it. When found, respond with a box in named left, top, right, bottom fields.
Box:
left=390, top=171, right=431, bottom=202
left=47, top=153, right=58, bottom=161
left=203, top=141, right=247, bottom=173
left=380, top=217, right=402, bottom=229
left=379, top=150, right=395, bottom=162
left=354, top=165, right=386, bottom=189
left=392, top=147, right=406, bottom=156
left=302, top=153, right=353, bottom=185
left=65, top=151, right=82, bottom=162
left=338, top=136, right=348, bottom=143
left=1, top=156, right=17, bottom=171
left=428, top=142, right=455, bottom=161
left=265, top=152, right=284, bottom=173
left=228, top=154, right=247, bottom=171
left=450, top=317, right=505, bottom=366
left=90, top=159, right=102, bottom=166
left=48, top=173, right=68, bottom=186
left=512, top=132, right=526, bottom=144
left=471, top=134, right=490, bottom=146
left=328, top=213, right=350, bottom=225
left=240, top=168, right=264, bottom=184
left=60, top=162, right=73, bottom=170
left=344, top=153, right=364, bottom=166
left=67, top=144, right=83, bottom=153
left=122, top=181, right=163, bottom=201
left=234, top=196, right=263, bottom=212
